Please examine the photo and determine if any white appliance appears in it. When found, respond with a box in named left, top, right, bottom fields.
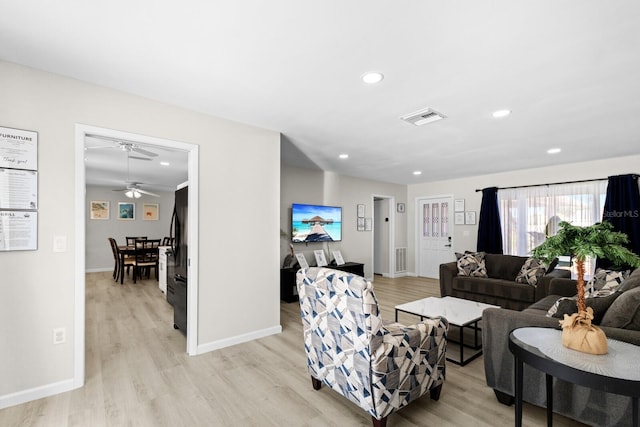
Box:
left=158, top=246, right=171, bottom=296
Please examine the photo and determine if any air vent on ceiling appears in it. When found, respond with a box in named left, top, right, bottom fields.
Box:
left=400, top=107, right=446, bottom=126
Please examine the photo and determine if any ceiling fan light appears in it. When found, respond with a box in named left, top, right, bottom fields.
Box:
left=125, top=190, right=134, bottom=198
left=361, top=71, right=384, bottom=84
left=134, top=191, right=142, bottom=198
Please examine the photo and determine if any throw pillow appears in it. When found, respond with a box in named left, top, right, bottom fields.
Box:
left=618, top=269, right=640, bottom=292
left=585, top=269, right=631, bottom=297
left=546, top=296, right=572, bottom=317
left=545, top=257, right=560, bottom=274
left=455, top=252, right=487, bottom=277
left=600, top=286, right=640, bottom=330
left=515, top=257, right=547, bottom=287
left=546, top=292, right=621, bottom=325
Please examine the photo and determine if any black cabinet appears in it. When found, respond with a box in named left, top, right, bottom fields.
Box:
left=280, top=262, right=365, bottom=303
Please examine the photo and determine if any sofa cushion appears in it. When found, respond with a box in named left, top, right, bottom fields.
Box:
left=456, top=252, right=487, bottom=277
left=601, top=286, right=640, bottom=330
left=515, top=257, right=547, bottom=287
left=452, top=276, right=536, bottom=302
left=545, top=292, right=621, bottom=325
left=585, top=268, right=631, bottom=297
left=484, top=253, right=526, bottom=281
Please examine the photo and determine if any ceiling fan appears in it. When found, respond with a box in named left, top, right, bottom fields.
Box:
left=113, top=182, right=159, bottom=198
left=85, top=134, right=158, bottom=160
left=111, top=151, right=160, bottom=198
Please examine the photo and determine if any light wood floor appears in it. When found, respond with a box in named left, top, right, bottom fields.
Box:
left=0, top=272, right=585, bottom=426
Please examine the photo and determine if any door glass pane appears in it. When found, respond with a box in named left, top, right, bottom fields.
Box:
left=423, top=203, right=430, bottom=237
left=432, top=203, right=439, bottom=237
left=441, top=202, right=448, bottom=237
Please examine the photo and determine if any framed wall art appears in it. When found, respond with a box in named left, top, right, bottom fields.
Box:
left=118, top=202, right=135, bottom=220
left=142, top=203, right=159, bottom=221
left=90, top=200, right=110, bottom=220
left=465, top=211, right=476, bottom=225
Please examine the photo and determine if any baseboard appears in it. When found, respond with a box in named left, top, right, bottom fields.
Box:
left=85, top=267, right=112, bottom=273
left=0, top=378, right=78, bottom=410
left=196, top=325, right=283, bottom=355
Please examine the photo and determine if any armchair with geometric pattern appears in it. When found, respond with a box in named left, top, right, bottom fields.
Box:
left=296, top=267, right=448, bottom=427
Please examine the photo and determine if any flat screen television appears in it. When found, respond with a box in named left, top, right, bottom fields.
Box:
left=291, top=203, right=342, bottom=242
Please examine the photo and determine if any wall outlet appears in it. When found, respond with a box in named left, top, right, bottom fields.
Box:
left=53, top=327, right=66, bottom=344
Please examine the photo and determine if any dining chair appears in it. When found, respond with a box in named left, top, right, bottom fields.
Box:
left=111, top=238, right=136, bottom=284
left=126, top=236, right=147, bottom=246
left=133, top=239, right=161, bottom=283
left=161, top=236, right=174, bottom=246
left=108, top=237, right=120, bottom=281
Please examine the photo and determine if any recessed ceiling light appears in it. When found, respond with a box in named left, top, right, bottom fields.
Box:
left=413, top=171, right=422, bottom=176
left=547, top=148, right=562, bottom=154
left=339, top=154, right=349, bottom=159
left=160, top=161, right=170, bottom=166
left=361, top=72, right=384, bottom=84
left=492, top=109, right=511, bottom=118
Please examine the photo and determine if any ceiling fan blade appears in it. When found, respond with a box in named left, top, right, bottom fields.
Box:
left=136, top=188, right=160, bottom=197
left=112, top=188, right=127, bottom=191
left=129, top=155, right=152, bottom=161
left=85, top=145, right=117, bottom=150
left=132, top=146, right=158, bottom=157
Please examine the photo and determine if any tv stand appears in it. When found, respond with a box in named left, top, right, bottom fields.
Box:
left=280, top=262, right=365, bottom=303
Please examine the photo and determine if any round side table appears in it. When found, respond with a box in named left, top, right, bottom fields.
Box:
left=509, top=327, right=640, bottom=427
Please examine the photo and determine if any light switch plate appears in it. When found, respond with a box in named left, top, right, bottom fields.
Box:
left=53, top=236, right=67, bottom=252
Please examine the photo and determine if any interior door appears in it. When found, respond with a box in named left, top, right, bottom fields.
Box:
left=418, top=197, right=454, bottom=278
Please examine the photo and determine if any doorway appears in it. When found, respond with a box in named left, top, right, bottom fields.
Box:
left=417, top=196, right=454, bottom=278
left=74, top=124, right=199, bottom=387
left=372, top=195, right=394, bottom=278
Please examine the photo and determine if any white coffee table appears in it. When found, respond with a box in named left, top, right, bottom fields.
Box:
left=395, top=296, right=499, bottom=366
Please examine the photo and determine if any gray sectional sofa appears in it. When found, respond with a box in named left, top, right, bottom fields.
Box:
left=483, top=272, right=640, bottom=427
left=439, top=253, right=570, bottom=311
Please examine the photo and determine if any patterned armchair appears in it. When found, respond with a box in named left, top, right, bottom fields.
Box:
left=296, top=267, right=448, bottom=427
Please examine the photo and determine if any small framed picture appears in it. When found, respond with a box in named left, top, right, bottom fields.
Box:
left=332, top=250, right=345, bottom=266
left=454, top=199, right=465, bottom=212
left=357, top=204, right=365, bottom=218
left=295, top=252, right=309, bottom=269
left=465, top=211, right=477, bottom=225
left=118, top=202, right=135, bottom=220
left=365, top=218, right=372, bottom=231
left=454, top=212, right=465, bottom=225
left=357, top=217, right=365, bottom=231
left=314, top=249, right=328, bottom=267
left=143, top=203, right=159, bottom=221
left=90, top=201, right=109, bottom=220
left=397, top=202, right=405, bottom=213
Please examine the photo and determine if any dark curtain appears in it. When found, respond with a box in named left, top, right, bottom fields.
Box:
left=599, top=174, right=640, bottom=268
left=477, top=187, right=503, bottom=254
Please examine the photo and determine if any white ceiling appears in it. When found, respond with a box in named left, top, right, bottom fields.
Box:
left=84, top=135, right=188, bottom=193
left=2, top=1, right=640, bottom=186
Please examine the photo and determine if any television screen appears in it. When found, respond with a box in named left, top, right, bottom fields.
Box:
left=291, top=203, right=342, bottom=242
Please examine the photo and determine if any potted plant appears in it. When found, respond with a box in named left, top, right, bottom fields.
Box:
left=532, top=221, right=640, bottom=354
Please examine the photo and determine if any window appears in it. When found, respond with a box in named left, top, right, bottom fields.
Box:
left=498, top=180, right=607, bottom=275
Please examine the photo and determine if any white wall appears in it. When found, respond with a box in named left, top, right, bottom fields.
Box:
left=0, top=60, right=281, bottom=407
left=85, top=186, right=174, bottom=271
left=281, top=165, right=407, bottom=279
left=407, top=154, right=640, bottom=274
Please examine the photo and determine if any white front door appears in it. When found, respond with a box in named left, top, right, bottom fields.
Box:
left=418, top=197, right=454, bottom=278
